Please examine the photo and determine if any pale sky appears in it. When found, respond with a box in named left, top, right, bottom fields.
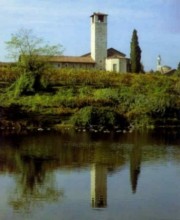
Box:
left=0, top=0, right=180, bottom=71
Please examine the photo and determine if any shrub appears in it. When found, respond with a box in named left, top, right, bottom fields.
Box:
left=11, top=72, right=36, bottom=97
left=93, top=88, right=119, bottom=102
left=70, top=106, right=128, bottom=129
left=70, top=106, right=93, bottom=127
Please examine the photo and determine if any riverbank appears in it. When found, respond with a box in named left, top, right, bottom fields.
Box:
left=0, top=68, right=180, bottom=133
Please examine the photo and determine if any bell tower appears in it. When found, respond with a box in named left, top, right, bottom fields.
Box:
left=90, top=12, right=108, bottom=70
left=157, top=55, right=161, bottom=71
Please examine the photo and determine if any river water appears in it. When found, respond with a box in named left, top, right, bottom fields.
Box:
left=0, top=129, right=180, bottom=220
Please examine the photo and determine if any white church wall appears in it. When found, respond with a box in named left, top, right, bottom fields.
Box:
left=106, top=58, right=119, bottom=72
left=106, top=58, right=127, bottom=73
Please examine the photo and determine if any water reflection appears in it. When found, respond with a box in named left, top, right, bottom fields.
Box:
left=90, top=144, right=142, bottom=209
left=0, top=129, right=180, bottom=216
left=130, top=145, right=141, bottom=193
left=9, top=154, right=63, bottom=212
left=91, top=164, right=107, bottom=208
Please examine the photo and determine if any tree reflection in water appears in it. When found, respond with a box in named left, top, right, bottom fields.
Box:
left=9, top=154, right=63, bottom=212
left=130, top=145, right=142, bottom=193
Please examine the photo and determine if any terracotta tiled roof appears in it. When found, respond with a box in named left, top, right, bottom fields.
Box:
left=107, top=48, right=126, bottom=57
left=162, top=69, right=176, bottom=75
left=81, top=48, right=126, bottom=58
left=81, top=53, right=91, bottom=57
left=48, top=56, right=95, bottom=64
left=106, top=55, right=129, bottom=60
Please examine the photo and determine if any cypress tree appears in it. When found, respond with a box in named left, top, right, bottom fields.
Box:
left=130, top=29, right=142, bottom=73
left=177, top=62, right=180, bottom=70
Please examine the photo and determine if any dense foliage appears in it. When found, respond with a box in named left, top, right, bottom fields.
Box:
left=0, top=67, right=180, bottom=130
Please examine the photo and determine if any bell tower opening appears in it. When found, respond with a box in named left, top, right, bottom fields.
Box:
left=98, top=15, right=104, bottom=22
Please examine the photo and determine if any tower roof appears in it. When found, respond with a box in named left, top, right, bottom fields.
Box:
left=90, top=12, right=108, bottom=17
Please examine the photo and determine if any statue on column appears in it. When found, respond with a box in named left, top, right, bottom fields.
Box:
left=157, top=55, right=161, bottom=71
left=157, top=55, right=161, bottom=66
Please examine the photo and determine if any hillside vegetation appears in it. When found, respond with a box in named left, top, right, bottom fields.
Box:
left=0, top=67, right=180, bottom=131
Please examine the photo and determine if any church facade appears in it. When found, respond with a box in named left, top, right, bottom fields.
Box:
left=49, top=13, right=130, bottom=73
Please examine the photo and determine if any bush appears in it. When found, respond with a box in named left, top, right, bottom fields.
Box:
left=11, top=72, right=36, bottom=97
left=70, top=106, right=93, bottom=127
left=93, top=88, right=119, bottom=102
left=70, top=106, right=128, bottom=129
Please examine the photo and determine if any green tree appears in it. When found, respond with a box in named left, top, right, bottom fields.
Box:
left=177, top=62, right=180, bottom=70
left=175, top=62, right=180, bottom=77
left=130, top=29, right=142, bottom=73
left=6, top=28, right=63, bottom=95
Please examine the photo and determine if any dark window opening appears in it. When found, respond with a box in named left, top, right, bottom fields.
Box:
left=98, top=15, right=104, bottom=22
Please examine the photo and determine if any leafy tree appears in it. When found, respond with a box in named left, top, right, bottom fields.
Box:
left=6, top=28, right=63, bottom=95
left=130, top=29, right=142, bottom=73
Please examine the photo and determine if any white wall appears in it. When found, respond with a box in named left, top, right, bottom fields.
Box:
left=120, top=59, right=127, bottom=73
left=106, top=58, right=127, bottom=73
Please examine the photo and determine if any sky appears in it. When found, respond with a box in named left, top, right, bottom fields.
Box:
left=0, top=0, right=180, bottom=71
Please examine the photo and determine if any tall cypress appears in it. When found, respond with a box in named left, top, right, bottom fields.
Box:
left=177, top=62, right=180, bottom=70
left=130, top=29, right=142, bottom=73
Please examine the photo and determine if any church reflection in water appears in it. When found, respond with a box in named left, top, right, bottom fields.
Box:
left=0, top=133, right=145, bottom=211
left=91, top=164, right=107, bottom=208
left=90, top=145, right=142, bottom=208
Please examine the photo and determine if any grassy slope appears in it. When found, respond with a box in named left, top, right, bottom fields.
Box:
left=0, top=67, right=180, bottom=130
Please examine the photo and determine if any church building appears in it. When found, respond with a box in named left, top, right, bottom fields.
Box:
left=49, top=13, right=129, bottom=73
left=156, top=55, right=175, bottom=74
